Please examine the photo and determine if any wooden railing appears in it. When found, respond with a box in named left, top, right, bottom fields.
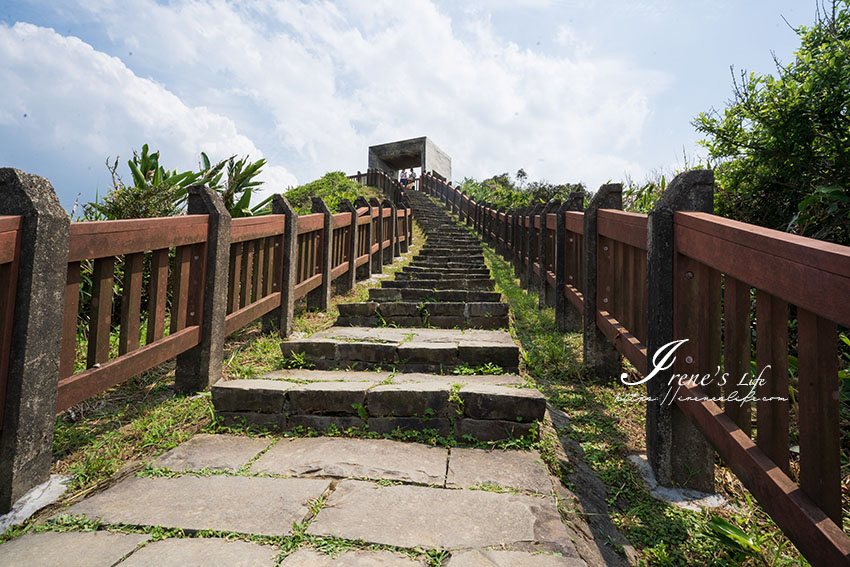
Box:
left=0, top=216, right=22, bottom=430
left=419, top=170, right=850, bottom=566
left=0, top=168, right=411, bottom=513
left=58, top=216, right=209, bottom=411
left=348, top=168, right=407, bottom=203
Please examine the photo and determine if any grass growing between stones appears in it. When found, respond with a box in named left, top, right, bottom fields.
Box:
left=479, top=242, right=809, bottom=567
left=7, top=223, right=425, bottom=526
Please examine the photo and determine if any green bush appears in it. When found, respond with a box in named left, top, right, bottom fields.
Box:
left=283, top=171, right=375, bottom=214
left=458, top=170, right=585, bottom=210
left=694, top=2, right=850, bottom=245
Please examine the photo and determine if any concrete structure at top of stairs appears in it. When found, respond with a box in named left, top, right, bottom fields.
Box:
left=368, top=137, right=451, bottom=181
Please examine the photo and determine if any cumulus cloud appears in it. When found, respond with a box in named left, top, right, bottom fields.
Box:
left=1, top=0, right=672, bottom=208
left=0, top=21, right=297, bottom=208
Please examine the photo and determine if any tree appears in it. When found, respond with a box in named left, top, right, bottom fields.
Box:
left=694, top=1, right=850, bottom=245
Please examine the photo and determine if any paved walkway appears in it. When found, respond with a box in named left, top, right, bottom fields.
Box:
left=0, top=192, right=637, bottom=566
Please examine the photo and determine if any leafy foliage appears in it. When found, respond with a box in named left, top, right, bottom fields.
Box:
left=694, top=1, right=850, bottom=244
left=283, top=171, right=374, bottom=214
left=83, top=144, right=201, bottom=220
left=198, top=153, right=272, bottom=218
left=458, top=170, right=586, bottom=209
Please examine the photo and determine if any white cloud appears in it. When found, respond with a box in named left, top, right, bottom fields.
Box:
left=0, top=21, right=297, bottom=208
left=1, top=0, right=673, bottom=207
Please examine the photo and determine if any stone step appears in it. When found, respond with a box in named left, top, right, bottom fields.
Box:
left=213, top=374, right=543, bottom=439
left=418, top=249, right=482, bottom=257
left=395, top=271, right=492, bottom=281
left=407, top=261, right=489, bottom=271
left=410, top=255, right=483, bottom=263
left=401, top=266, right=490, bottom=276
left=336, top=301, right=508, bottom=329
left=280, top=326, right=519, bottom=372
left=254, top=368, right=526, bottom=386
left=368, top=288, right=501, bottom=302
left=381, top=279, right=495, bottom=291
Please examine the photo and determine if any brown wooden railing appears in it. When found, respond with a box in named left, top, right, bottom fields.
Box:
left=420, top=170, right=850, bottom=566
left=0, top=169, right=412, bottom=514
left=348, top=168, right=407, bottom=203
left=58, top=216, right=209, bottom=411
left=0, top=216, right=22, bottom=430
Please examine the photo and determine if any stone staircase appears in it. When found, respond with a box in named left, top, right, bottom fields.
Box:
left=213, top=369, right=542, bottom=442
left=336, top=190, right=508, bottom=329
left=212, top=189, right=537, bottom=442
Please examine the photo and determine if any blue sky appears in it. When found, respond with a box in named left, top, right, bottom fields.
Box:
left=0, top=1, right=811, bottom=211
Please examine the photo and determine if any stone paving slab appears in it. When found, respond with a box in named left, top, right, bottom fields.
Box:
left=447, top=448, right=552, bottom=494
left=153, top=434, right=272, bottom=472
left=251, top=438, right=447, bottom=485
left=61, top=475, right=330, bottom=536
left=366, top=381, right=451, bottom=417
left=308, top=480, right=574, bottom=553
left=118, top=538, right=277, bottom=566
left=280, top=549, right=426, bottom=566
left=260, top=370, right=391, bottom=383
left=212, top=379, right=298, bottom=413
left=261, top=370, right=524, bottom=387
left=458, top=384, right=546, bottom=421
left=392, top=373, right=524, bottom=386
left=0, top=530, right=149, bottom=567
left=287, top=382, right=370, bottom=414
left=446, top=550, right=586, bottom=566
left=308, top=326, right=516, bottom=348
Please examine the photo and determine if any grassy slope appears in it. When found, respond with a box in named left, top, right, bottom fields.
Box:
left=478, top=229, right=808, bottom=567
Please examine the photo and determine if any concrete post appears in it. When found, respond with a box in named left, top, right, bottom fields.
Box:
left=521, top=205, right=541, bottom=290
left=486, top=204, right=494, bottom=246
left=263, top=195, right=298, bottom=337
left=556, top=192, right=584, bottom=332
left=175, top=185, right=230, bottom=394
left=354, top=197, right=373, bottom=281
left=583, top=184, right=622, bottom=382
left=402, top=204, right=411, bottom=253
left=539, top=199, right=561, bottom=308
left=500, top=207, right=509, bottom=259
left=0, top=169, right=69, bottom=514
left=339, top=199, right=358, bottom=292
left=369, top=198, right=383, bottom=274
left=307, top=197, right=332, bottom=311
left=646, top=170, right=716, bottom=492
left=517, top=207, right=527, bottom=286
left=383, top=199, right=399, bottom=260
left=512, top=209, right=522, bottom=274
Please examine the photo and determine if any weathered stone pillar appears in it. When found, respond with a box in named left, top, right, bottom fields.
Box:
left=555, top=192, right=584, bottom=332
left=0, top=169, right=69, bottom=514
left=307, top=197, right=332, bottom=310
left=646, top=170, right=715, bottom=492
left=583, top=184, right=622, bottom=381
left=521, top=205, right=541, bottom=290
left=383, top=199, right=399, bottom=260
left=339, top=199, right=358, bottom=292
left=175, top=185, right=230, bottom=393
left=512, top=208, right=522, bottom=274
left=353, top=197, right=372, bottom=280
left=517, top=207, right=528, bottom=286
left=263, top=195, right=298, bottom=337
left=369, top=198, right=383, bottom=274
left=539, top=199, right=561, bottom=308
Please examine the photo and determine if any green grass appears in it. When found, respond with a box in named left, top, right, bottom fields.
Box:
left=475, top=225, right=809, bottom=566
